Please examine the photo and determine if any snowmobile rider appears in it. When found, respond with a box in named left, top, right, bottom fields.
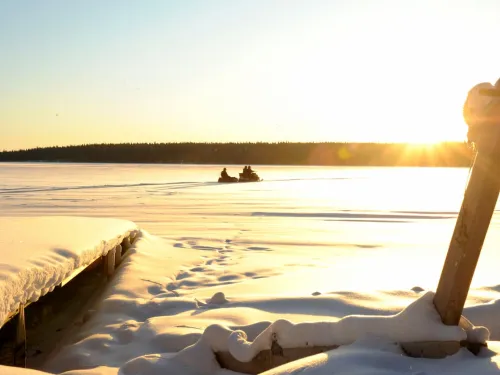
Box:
left=247, top=166, right=254, bottom=175
left=221, top=168, right=229, bottom=179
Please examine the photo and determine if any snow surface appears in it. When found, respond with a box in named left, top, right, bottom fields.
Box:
left=0, top=216, right=137, bottom=327
left=3, top=163, right=500, bottom=374
left=39, top=231, right=499, bottom=375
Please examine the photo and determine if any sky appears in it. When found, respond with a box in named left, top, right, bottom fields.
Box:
left=1, top=0, right=500, bottom=151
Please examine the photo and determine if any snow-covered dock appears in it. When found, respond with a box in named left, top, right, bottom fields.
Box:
left=0, top=216, right=139, bottom=366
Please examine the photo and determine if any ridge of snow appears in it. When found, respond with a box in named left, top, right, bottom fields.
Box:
left=177, top=291, right=473, bottom=364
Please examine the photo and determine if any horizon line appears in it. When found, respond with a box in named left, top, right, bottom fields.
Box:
left=1, top=140, right=469, bottom=153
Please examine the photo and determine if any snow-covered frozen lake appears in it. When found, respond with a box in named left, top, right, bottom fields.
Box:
left=3, top=162, right=500, bottom=375
left=2, top=162, right=500, bottom=293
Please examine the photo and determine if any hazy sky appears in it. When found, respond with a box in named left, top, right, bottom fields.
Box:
left=2, top=0, right=500, bottom=150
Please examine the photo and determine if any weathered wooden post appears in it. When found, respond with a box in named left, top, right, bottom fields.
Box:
left=434, top=80, right=500, bottom=325
left=14, top=305, right=26, bottom=367
left=122, top=236, right=132, bottom=253
left=114, top=244, right=123, bottom=267
left=0, top=305, right=26, bottom=367
left=103, top=248, right=116, bottom=279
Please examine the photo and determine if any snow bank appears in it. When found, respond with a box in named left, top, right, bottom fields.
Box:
left=260, top=339, right=500, bottom=375
left=42, top=231, right=499, bottom=375
left=0, top=216, right=138, bottom=327
left=188, top=291, right=467, bottom=363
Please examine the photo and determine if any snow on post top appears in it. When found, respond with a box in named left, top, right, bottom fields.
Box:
left=463, top=80, right=500, bottom=129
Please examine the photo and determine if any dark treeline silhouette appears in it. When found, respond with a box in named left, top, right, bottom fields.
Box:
left=0, top=142, right=475, bottom=167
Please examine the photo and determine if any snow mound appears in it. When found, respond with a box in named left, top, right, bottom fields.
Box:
left=174, top=291, right=477, bottom=365
left=0, top=216, right=138, bottom=327
left=113, top=289, right=491, bottom=375
left=259, top=338, right=500, bottom=375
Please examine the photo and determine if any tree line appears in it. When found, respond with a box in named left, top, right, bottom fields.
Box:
left=0, top=142, right=475, bottom=167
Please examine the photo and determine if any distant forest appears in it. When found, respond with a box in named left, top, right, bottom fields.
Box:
left=0, top=142, right=475, bottom=167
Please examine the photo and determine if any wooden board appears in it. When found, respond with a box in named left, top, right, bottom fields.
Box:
left=215, top=341, right=462, bottom=374
left=434, top=127, right=500, bottom=325
left=215, top=345, right=338, bottom=374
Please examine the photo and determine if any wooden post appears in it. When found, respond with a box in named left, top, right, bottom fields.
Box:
left=103, top=248, right=116, bottom=279
left=14, top=305, right=26, bottom=367
left=114, top=244, right=122, bottom=267
left=434, top=125, right=500, bottom=325
left=122, top=237, right=131, bottom=252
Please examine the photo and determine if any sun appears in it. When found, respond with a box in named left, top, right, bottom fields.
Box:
left=355, top=119, right=467, bottom=145
left=406, top=121, right=467, bottom=145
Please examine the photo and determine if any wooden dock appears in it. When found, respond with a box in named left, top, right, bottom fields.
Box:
left=0, top=230, right=138, bottom=368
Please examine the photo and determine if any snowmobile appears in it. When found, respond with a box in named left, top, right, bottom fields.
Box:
left=218, top=176, right=239, bottom=183
left=217, top=171, right=262, bottom=183
left=238, top=171, right=262, bottom=182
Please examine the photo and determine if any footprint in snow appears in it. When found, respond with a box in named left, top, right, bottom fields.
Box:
left=246, top=246, right=271, bottom=251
